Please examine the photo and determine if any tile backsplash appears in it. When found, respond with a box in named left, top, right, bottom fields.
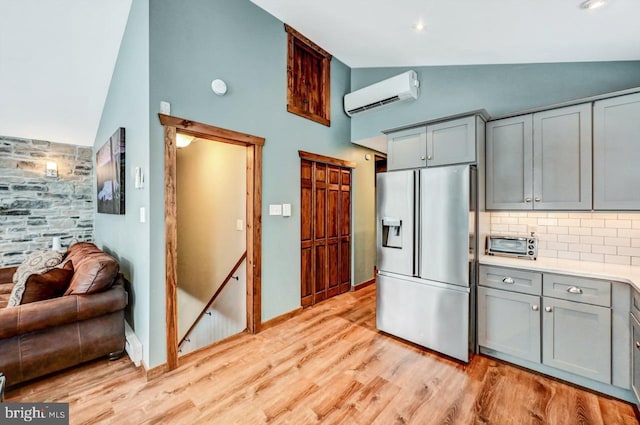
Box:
left=489, top=212, right=640, bottom=266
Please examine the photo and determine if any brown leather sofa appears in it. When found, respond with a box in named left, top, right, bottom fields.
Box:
left=0, top=242, right=127, bottom=388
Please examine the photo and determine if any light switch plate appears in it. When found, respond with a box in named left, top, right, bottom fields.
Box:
left=139, top=207, right=146, bottom=223
left=236, top=219, right=244, bottom=231
left=269, top=204, right=282, bottom=216
left=282, top=203, right=291, bottom=217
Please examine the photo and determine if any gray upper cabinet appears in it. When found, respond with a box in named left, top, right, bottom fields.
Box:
left=533, top=104, right=592, bottom=210
left=426, top=116, right=476, bottom=167
left=486, top=115, right=533, bottom=210
left=387, top=127, right=427, bottom=171
left=386, top=113, right=483, bottom=171
left=487, top=104, right=592, bottom=210
left=477, top=286, right=541, bottom=363
left=594, top=92, right=640, bottom=210
left=542, top=297, right=611, bottom=384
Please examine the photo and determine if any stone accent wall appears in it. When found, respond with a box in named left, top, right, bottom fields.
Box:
left=0, top=136, right=94, bottom=267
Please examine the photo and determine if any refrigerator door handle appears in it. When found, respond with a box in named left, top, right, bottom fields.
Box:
left=413, top=170, right=421, bottom=277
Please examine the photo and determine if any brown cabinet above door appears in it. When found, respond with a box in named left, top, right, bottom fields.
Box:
left=286, top=24, right=331, bottom=127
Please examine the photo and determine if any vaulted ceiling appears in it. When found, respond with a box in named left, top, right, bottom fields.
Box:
left=0, top=0, right=131, bottom=147
left=251, top=0, right=640, bottom=67
left=1, top=0, right=638, bottom=147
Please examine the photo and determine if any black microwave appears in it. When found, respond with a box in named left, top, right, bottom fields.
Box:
left=487, top=235, right=537, bottom=260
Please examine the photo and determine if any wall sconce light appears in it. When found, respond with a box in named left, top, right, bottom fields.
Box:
left=45, top=161, right=58, bottom=177
left=176, top=134, right=195, bottom=148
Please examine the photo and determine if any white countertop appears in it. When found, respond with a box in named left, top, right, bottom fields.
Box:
left=479, top=255, right=640, bottom=292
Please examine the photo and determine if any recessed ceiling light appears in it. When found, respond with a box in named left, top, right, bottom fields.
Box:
left=580, top=0, right=607, bottom=10
left=413, top=21, right=425, bottom=31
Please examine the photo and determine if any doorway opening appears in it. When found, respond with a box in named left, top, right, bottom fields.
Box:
left=160, top=114, right=264, bottom=370
left=175, top=138, right=246, bottom=357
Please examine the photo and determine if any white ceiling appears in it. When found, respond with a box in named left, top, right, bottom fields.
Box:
left=1, top=1, right=638, bottom=149
left=0, top=0, right=131, bottom=147
left=250, top=0, right=640, bottom=68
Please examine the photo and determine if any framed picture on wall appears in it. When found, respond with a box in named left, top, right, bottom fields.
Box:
left=96, top=127, right=126, bottom=215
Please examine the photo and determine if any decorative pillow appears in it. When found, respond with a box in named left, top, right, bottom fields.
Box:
left=63, top=243, right=119, bottom=295
left=7, top=250, right=64, bottom=307
left=20, top=261, right=74, bottom=304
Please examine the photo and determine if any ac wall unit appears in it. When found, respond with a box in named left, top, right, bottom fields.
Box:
left=344, top=70, right=419, bottom=117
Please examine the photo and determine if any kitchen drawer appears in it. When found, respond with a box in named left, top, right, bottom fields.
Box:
left=632, top=289, right=640, bottom=322
left=479, top=265, right=542, bottom=296
left=543, top=273, right=611, bottom=307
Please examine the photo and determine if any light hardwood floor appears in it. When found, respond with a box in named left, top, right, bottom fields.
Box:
left=6, top=285, right=640, bottom=424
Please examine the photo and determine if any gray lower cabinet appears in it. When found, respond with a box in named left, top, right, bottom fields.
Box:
left=426, top=116, right=476, bottom=167
left=478, top=265, right=617, bottom=388
left=387, top=127, right=427, bottom=170
left=542, top=297, right=611, bottom=384
left=479, top=265, right=542, bottom=296
left=486, top=103, right=592, bottom=210
left=631, top=313, right=640, bottom=402
left=593, top=92, right=640, bottom=210
left=477, top=286, right=540, bottom=363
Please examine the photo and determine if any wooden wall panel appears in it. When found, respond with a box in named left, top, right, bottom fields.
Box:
left=339, top=241, right=351, bottom=294
left=327, top=243, right=340, bottom=297
left=300, top=159, right=313, bottom=307
left=301, top=247, right=313, bottom=307
left=339, top=169, right=352, bottom=294
left=314, top=244, right=327, bottom=303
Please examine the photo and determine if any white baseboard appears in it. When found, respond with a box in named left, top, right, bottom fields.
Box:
left=124, top=322, right=142, bottom=367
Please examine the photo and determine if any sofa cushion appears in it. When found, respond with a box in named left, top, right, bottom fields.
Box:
left=0, top=282, right=12, bottom=308
left=63, top=243, right=119, bottom=295
left=20, top=261, right=74, bottom=305
left=0, top=267, right=17, bottom=285
left=8, top=250, right=64, bottom=307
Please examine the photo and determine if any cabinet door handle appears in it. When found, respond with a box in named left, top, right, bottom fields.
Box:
left=532, top=305, right=539, bottom=311
left=420, top=156, right=426, bottom=160
left=567, top=286, right=583, bottom=294
left=502, top=277, right=515, bottom=284
left=545, top=306, right=553, bottom=312
left=636, top=341, right=640, bottom=350
left=534, top=197, right=541, bottom=202
left=427, top=155, right=432, bottom=160
left=525, top=197, right=532, bottom=203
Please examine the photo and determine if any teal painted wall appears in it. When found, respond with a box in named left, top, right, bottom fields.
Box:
left=147, top=0, right=374, bottom=367
left=351, top=61, right=640, bottom=142
left=96, top=1, right=640, bottom=370
left=94, top=0, right=152, bottom=366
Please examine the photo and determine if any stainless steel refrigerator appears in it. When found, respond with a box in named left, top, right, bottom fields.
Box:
left=376, top=164, right=476, bottom=362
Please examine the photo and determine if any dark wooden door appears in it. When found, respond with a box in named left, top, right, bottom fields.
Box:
left=301, top=159, right=351, bottom=307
